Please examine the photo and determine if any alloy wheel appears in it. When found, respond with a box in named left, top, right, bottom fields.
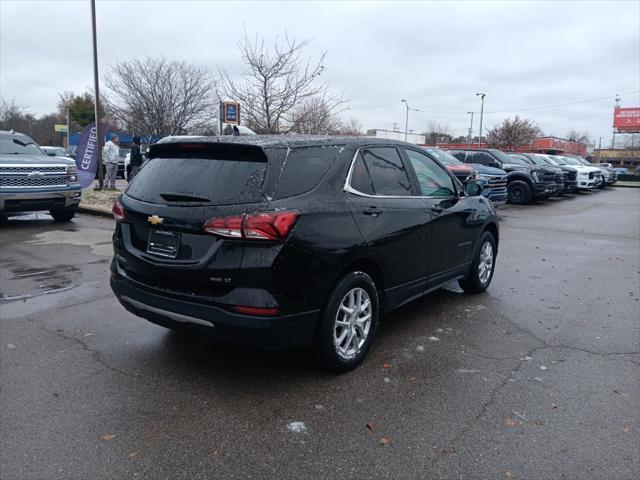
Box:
left=478, top=241, right=494, bottom=285
left=333, top=287, right=372, bottom=359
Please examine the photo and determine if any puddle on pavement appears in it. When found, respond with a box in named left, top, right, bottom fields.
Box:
left=26, top=228, right=113, bottom=257
left=0, top=260, right=82, bottom=303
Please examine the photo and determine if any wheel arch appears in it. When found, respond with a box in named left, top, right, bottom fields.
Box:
left=483, top=221, right=499, bottom=251
left=335, top=257, right=386, bottom=310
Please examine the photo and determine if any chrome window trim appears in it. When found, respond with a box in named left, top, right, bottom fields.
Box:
left=343, top=147, right=459, bottom=200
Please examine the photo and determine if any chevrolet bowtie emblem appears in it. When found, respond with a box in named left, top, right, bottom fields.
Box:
left=147, top=215, right=164, bottom=225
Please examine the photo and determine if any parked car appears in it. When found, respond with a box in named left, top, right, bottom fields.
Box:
left=508, top=152, right=576, bottom=193
left=421, top=147, right=477, bottom=183
left=614, top=167, right=629, bottom=175
left=110, top=136, right=500, bottom=371
left=448, top=148, right=559, bottom=205
left=546, top=155, right=602, bottom=190
left=0, top=130, right=81, bottom=221
left=571, top=156, right=617, bottom=186
left=41, top=146, right=69, bottom=158
left=423, top=147, right=508, bottom=204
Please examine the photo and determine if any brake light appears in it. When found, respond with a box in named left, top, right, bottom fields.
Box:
left=232, top=305, right=279, bottom=316
left=112, top=198, right=125, bottom=221
left=202, top=211, right=299, bottom=241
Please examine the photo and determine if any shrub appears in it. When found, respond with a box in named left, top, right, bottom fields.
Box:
left=617, top=174, right=640, bottom=182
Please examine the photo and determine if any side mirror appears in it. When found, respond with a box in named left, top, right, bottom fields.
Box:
left=465, top=181, right=483, bottom=196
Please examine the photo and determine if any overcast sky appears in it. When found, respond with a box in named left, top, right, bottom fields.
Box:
left=1, top=0, right=639, bottom=143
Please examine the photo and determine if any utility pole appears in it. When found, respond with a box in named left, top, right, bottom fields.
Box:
left=597, top=137, right=602, bottom=163
left=66, top=108, right=70, bottom=149
left=91, top=0, right=104, bottom=189
left=476, top=93, right=486, bottom=148
left=611, top=93, right=621, bottom=149
left=392, top=122, right=398, bottom=132
left=467, top=111, right=474, bottom=148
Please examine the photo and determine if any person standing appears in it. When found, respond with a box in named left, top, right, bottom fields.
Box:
left=102, top=134, right=120, bottom=190
left=129, top=136, right=143, bottom=181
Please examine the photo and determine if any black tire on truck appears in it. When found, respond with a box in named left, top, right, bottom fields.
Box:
left=507, top=180, right=533, bottom=205
left=49, top=206, right=77, bottom=222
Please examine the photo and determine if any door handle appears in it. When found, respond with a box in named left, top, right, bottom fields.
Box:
left=363, top=207, right=383, bottom=217
left=431, top=205, right=444, bottom=214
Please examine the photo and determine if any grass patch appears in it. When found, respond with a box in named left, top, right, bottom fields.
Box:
left=80, top=189, right=120, bottom=210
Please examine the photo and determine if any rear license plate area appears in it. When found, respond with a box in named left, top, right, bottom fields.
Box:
left=147, top=229, right=181, bottom=258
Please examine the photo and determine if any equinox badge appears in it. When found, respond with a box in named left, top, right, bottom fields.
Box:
left=147, top=215, right=164, bottom=225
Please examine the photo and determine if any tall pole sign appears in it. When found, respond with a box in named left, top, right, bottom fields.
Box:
left=223, top=101, right=240, bottom=125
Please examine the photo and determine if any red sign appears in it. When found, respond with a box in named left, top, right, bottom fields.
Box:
left=613, top=107, right=640, bottom=132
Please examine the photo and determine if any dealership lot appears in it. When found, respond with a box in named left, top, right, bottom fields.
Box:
left=1, top=188, right=638, bottom=479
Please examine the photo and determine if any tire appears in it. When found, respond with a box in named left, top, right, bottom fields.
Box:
left=459, top=231, right=497, bottom=294
left=314, top=271, right=380, bottom=372
left=49, top=206, right=77, bottom=222
left=507, top=180, right=533, bottom=205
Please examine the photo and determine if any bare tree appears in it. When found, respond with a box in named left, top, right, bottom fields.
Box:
left=218, top=32, right=344, bottom=134
left=424, top=121, right=451, bottom=144
left=104, top=57, right=216, bottom=136
left=289, top=94, right=345, bottom=134
left=566, top=129, right=591, bottom=143
left=339, top=118, right=363, bottom=136
left=485, top=116, right=541, bottom=150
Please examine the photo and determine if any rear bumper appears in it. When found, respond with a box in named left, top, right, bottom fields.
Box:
left=0, top=187, right=81, bottom=212
left=110, top=262, right=318, bottom=350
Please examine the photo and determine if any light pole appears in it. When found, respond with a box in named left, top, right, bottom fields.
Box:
left=91, top=0, right=103, bottom=189
left=401, top=99, right=409, bottom=142
left=476, top=93, right=486, bottom=148
left=467, top=111, right=474, bottom=147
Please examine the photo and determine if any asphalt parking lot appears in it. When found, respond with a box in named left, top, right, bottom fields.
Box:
left=1, top=188, right=638, bottom=480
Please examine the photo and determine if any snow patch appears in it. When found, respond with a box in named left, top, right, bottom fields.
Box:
left=287, top=421, right=307, bottom=434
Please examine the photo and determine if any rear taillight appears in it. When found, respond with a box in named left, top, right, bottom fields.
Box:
left=112, top=198, right=125, bottom=221
left=203, top=211, right=299, bottom=241
left=203, top=215, right=243, bottom=238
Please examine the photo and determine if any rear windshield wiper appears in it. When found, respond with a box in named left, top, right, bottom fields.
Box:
left=159, top=192, right=211, bottom=203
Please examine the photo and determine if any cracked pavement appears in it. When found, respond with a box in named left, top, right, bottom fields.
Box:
left=1, top=188, right=638, bottom=480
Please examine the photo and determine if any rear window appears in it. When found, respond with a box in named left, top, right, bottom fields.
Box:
left=274, top=146, right=340, bottom=199
left=126, top=157, right=266, bottom=205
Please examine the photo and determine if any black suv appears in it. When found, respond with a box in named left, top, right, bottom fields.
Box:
left=508, top=152, right=578, bottom=193
left=110, top=137, right=499, bottom=371
left=448, top=148, right=560, bottom=204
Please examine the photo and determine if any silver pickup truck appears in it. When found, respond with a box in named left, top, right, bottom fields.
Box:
left=0, top=130, right=81, bottom=221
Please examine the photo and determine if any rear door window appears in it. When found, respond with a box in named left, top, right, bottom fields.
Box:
left=353, top=147, right=413, bottom=196
left=127, top=157, right=266, bottom=205
left=274, top=146, right=340, bottom=199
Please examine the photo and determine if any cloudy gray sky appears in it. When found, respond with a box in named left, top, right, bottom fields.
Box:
left=1, top=0, right=639, bottom=143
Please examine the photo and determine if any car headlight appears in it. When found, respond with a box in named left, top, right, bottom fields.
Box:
left=66, top=165, right=79, bottom=183
left=532, top=170, right=544, bottom=182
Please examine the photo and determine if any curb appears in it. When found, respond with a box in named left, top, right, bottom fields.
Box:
left=78, top=205, right=114, bottom=218
left=612, top=183, right=640, bottom=188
